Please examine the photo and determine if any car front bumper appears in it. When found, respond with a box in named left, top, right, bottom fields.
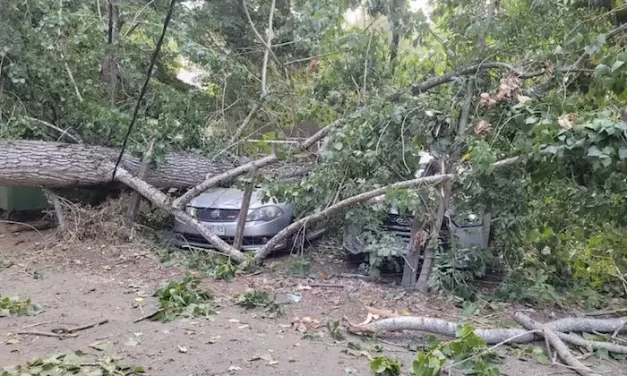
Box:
left=172, top=216, right=290, bottom=252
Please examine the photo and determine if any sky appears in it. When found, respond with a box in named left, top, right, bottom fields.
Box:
left=344, top=0, right=431, bottom=25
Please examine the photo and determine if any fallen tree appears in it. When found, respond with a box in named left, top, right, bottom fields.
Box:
left=346, top=310, right=627, bottom=376
left=0, top=136, right=520, bottom=265
left=0, top=140, right=248, bottom=189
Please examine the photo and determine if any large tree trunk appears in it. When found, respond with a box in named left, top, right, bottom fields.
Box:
left=0, top=140, right=246, bottom=188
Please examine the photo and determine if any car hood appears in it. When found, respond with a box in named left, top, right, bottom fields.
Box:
left=188, top=187, right=281, bottom=209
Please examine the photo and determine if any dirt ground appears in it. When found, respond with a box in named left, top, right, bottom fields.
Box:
left=1, top=225, right=627, bottom=376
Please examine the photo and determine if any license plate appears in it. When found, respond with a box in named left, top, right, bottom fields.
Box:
left=207, top=224, right=226, bottom=236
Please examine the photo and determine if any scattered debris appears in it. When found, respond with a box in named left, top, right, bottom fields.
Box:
left=474, top=119, right=493, bottom=137
left=234, top=289, right=284, bottom=318
left=228, top=365, right=242, bottom=372
left=0, top=351, right=144, bottom=376
left=51, top=319, right=109, bottom=335
left=292, top=316, right=321, bottom=333
left=558, top=113, right=576, bottom=130
left=0, top=295, right=44, bottom=317
left=148, top=274, right=214, bottom=322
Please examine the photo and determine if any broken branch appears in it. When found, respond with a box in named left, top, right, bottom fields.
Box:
left=133, top=309, right=164, bottom=323
left=348, top=313, right=627, bottom=346
left=113, top=165, right=245, bottom=262
left=514, top=312, right=599, bottom=376
left=174, top=120, right=338, bottom=209
left=16, top=331, right=74, bottom=339
left=51, top=319, right=109, bottom=334
left=254, top=156, right=520, bottom=262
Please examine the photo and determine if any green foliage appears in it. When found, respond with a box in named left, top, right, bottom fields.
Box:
left=154, top=244, right=239, bottom=282
left=234, top=289, right=284, bottom=318
left=412, top=324, right=501, bottom=376
left=152, top=274, right=214, bottom=322
left=1, top=352, right=144, bottom=376
left=211, top=258, right=238, bottom=281
left=327, top=320, right=346, bottom=341
left=0, top=296, right=44, bottom=317
left=370, top=356, right=402, bottom=376
left=284, top=256, right=311, bottom=278
left=515, top=344, right=551, bottom=365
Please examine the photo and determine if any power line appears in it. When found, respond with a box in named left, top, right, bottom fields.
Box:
left=111, top=0, right=177, bottom=181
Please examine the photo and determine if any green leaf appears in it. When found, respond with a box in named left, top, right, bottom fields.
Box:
left=594, top=64, right=611, bottom=77
left=543, top=145, right=558, bottom=154
left=619, top=147, right=627, bottom=160
left=595, top=348, right=610, bottom=360
left=587, top=146, right=603, bottom=157
left=525, top=116, right=539, bottom=125
left=333, top=142, right=343, bottom=150
left=611, top=60, right=625, bottom=72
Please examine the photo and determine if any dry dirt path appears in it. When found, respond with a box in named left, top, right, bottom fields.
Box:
left=0, top=228, right=625, bottom=375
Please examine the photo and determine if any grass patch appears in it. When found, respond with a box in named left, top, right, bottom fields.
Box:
left=152, top=273, right=214, bottom=322
left=1, top=351, right=144, bottom=376
left=0, top=296, right=43, bottom=317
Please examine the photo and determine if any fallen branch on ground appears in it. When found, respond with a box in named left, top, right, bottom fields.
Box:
left=16, top=330, right=76, bottom=339
left=514, top=312, right=599, bottom=376
left=51, top=319, right=109, bottom=334
left=347, top=313, right=627, bottom=345
left=133, top=309, right=164, bottom=323
left=346, top=311, right=627, bottom=375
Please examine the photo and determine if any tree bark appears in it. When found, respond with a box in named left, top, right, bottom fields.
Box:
left=350, top=313, right=627, bottom=346
left=415, top=175, right=448, bottom=293
left=388, top=0, right=404, bottom=63
left=514, top=312, right=599, bottom=376
left=126, top=139, right=154, bottom=230
left=401, top=216, right=425, bottom=288
left=0, top=140, right=247, bottom=189
left=102, top=0, right=120, bottom=106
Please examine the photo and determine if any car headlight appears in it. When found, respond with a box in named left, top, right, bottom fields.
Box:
left=186, top=206, right=197, bottom=218
left=246, top=205, right=283, bottom=222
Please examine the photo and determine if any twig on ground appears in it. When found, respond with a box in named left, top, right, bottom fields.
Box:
left=16, top=331, right=78, bottom=339
left=308, top=283, right=345, bottom=289
left=133, top=309, right=163, bottom=323
left=585, top=308, right=627, bottom=317
left=339, top=273, right=370, bottom=280
left=0, top=219, right=48, bottom=239
left=21, top=321, right=53, bottom=329
left=51, top=319, right=109, bottom=334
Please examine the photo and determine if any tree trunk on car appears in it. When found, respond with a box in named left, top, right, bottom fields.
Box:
left=0, top=140, right=247, bottom=189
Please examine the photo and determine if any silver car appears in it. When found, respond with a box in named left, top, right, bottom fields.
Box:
left=343, top=150, right=491, bottom=262
left=343, top=206, right=492, bottom=257
left=172, top=187, right=325, bottom=252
